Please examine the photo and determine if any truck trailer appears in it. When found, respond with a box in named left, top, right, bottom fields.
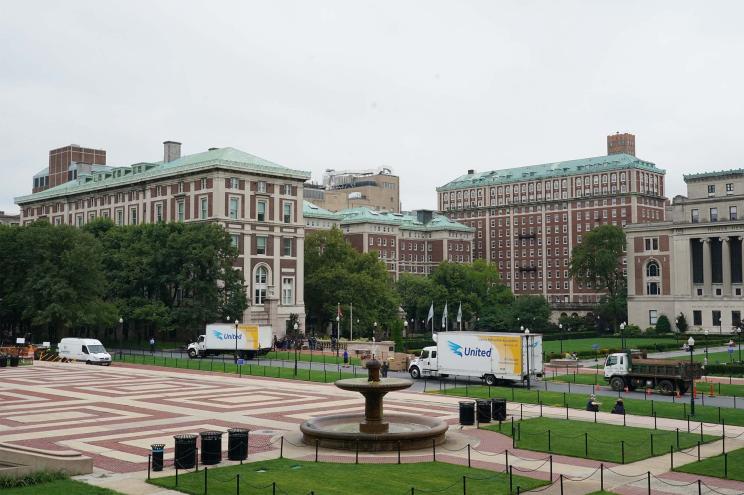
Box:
left=603, top=351, right=702, bottom=395
left=187, top=324, right=273, bottom=359
left=408, top=332, right=543, bottom=386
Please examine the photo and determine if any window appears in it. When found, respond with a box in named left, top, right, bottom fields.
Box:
left=644, top=238, right=659, bottom=251
left=726, top=183, right=734, bottom=194
left=230, top=234, right=239, bottom=249
left=257, top=181, right=267, bottom=193
left=283, top=202, right=292, bottom=223
left=156, top=203, right=163, bottom=223
left=649, top=310, right=658, bottom=325
left=254, top=266, right=268, bottom=304
left=707, top=184, right=716, bottom=196
left=177, top=201, right=185, bottom=222
left=116, top=209, right=124, bottom=225
left=730, top=206, right=737, bottom=220
left=130, top=207, right=138, bottom=225
left=178, top=181, right=184, bottom=193
left=200, top=178, right=208, bottom=189
left=733, top=311, right=741, bottom=326
left=230, top=177, right=239, bottom=189
left=712, top=310, right=721, bottom=327
left=283, top=238, right=292, bottom=256
left=256, top=236, right=267, bottom=255
left=200, top=197, right=208, bottom=219
left=646, top=260, right=660, bottom=277
left=282, top=277, right=294, bottom=305
left=691, top=209, right=699, bottom=223
left=693, top=310, right=702, bottom=326
left=710, top=208, right=718, bottom=222
left=257, top=200, right=267, bottom=222
left=229, top=197, right=239, bottom=219
left=647, top=282, right=660, bottom=295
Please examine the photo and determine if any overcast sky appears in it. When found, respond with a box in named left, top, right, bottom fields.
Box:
left=2, top=1, right=743, bottom=214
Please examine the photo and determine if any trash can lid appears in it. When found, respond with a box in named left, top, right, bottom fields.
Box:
left=174, top=434, right=198, bottom=440
left=459, top=401, right=475, bottom=406
left=151, top=443, right=165, bottom=450
left=227, top=428, right=249, bottom=434
left=199, top=430, right=224, bottom=437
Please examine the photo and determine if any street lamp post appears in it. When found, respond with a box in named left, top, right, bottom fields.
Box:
left=619, top=321, right=627, bottom=349
left=704, top=329, right=709, bottom=356
left=688, top=336, right=696, bottom=417
left=559, top=323, right=563, bottom=354
left=403, top=320, right=408, bottom=338
left=738, top=326, right=742, bottom=363
left=335, top=315, right=340, bottom=358
left=293, top=322, right=299, bottom=376
left=234, top=318, right=240, bottom=363
left=524, top=328, right=531, bottom=390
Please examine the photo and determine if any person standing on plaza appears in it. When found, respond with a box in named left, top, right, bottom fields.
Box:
left=149, top=336, right=155, bottom=353
left=343, top=349, right=349, bottom=367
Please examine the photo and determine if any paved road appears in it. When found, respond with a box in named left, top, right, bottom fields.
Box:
left=112, top=347, right=741, bottom=409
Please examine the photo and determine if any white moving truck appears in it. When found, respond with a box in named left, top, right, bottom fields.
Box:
left=58, top=338, right=112, bottom=365
left=187, top=323, right=273, bottom=359
left=408, top=332, right=543, bottom=386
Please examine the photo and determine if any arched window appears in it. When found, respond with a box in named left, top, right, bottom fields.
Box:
left=254, top=265, right=269, bottom=304
left=646, top=261, right=660, bottom=277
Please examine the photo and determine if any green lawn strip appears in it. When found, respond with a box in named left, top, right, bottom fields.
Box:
left=263, top=350, right=362, bottom=365
left=675, top=446, right=744, bottom=481
left=667, top=350, right=740, bottom=365
left=149, top=458, right=546, bottom=495
left=115, top=354, right=357, bottom=383
left=435, top=385, right=744, bottom=426
left=545, top=373, right=744, bottom=398
left=543, top=337, right=680, bottom=355
left=2, top=479, right=122, bottom=495
left=487, top=417, right=716, bottom=463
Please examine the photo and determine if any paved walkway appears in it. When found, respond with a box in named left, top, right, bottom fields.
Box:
left=1, top=361, right=742, bottom=495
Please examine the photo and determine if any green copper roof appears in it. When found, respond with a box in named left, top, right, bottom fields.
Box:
left=335, top=206, right=474, bottom=233
left=684, top=168, right=744, bottom=181
left=437, top=153, right=663, bottom=192
left=303, top=201, right=341, bottom=220
left=16, top=147, right=311, bottom=204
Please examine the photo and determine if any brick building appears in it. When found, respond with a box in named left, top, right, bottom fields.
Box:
left=627, top=170, right=744, bottom=333
left=303, top=167, right=400, bottom=212
left=303, top=202, right=474, bottom=279
left=436, top=134, right=666, bottom=316
left=32, top=144, right=110, bottom=193
left=16, top=141, right=311, bottom=336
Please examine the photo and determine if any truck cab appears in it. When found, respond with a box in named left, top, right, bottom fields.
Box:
left=187, top=335, right=207, bottom=358
left=408, top=346, right=438, bottom=379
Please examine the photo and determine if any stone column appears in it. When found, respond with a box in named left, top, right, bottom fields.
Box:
left=722, top=237, right=732, bottom=296
left=702, top=238, right=712, bottom=295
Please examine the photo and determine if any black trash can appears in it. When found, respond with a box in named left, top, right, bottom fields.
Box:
left=476, top=399, right=491, bottom=423
left=491, top=398, right=507, bottom=422
left=151, top=443, right=165, bottom=472
left=0, top=356, right=7, bottom=368
left=227, top=428, right=249, bottom=461
left=9, top=356, right=19, bottom=367
left=200, top=431, right=223, bottom=465
left=459, top=401, right=475, bottom=426
left=174, top=434, right=197, bottom=469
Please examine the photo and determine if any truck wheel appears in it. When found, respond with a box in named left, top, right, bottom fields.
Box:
left=409, top=367, right=421, bottom=379
left=187, top=349, right=197, bottom=359
left=657, top=380, right=674, bottom=395
left=609, top=376, right=625, bottom=391
left=484, top=375, right=497, bottom=387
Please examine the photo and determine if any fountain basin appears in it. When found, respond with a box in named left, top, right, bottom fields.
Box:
left=301, top=413, right=448, bottom=451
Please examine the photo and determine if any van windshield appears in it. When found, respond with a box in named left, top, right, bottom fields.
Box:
left=88, top=345, right=107, bottom=354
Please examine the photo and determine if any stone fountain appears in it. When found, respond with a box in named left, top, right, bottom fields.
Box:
left=300, top=359, right=448, bottom=451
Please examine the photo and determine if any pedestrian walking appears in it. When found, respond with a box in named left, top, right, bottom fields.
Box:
left=343, top=349, right=349, bottom=367
left=149, top=337, right=155, bottom=353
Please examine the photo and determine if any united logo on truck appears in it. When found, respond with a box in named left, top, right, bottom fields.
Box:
left=447, top=341, right=492, bottom=358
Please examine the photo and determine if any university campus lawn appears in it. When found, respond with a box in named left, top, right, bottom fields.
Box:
left=545, top=373, right=744, bottom=398
left=2, top=479, right=122, bottom=495
left=488, top=417, right=716, bottom=463
left=542, top=337, right=680, bottom=355
left=116, top=354, right=358, bottom=383
left=435, top=384, right=744, bottom=426
left=668, top=350, right=741, bottom=365
left=675, top=446, right=744, bottom=481
left=149, top=458, right=546, bottom=495
left=264, top=349, right=362, bottom=365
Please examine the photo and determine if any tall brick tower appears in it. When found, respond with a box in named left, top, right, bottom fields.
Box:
left=607, top=132, right=635, bottom=156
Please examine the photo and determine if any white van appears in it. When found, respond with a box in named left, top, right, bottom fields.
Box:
left=58, top=338, right=112, bottom=365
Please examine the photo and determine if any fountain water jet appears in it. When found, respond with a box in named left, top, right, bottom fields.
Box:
left=300, top=359, right=448, bottom=451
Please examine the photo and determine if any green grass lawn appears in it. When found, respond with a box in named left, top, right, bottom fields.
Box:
left=434, top=384, right=744, bottom=426
left=1, top=479, right=122, bottom=495
left=667, top=350, right=741, bottom=365
left=675, top=446, right=744, bottom=481
left=543, top=337, right=680, bottom=355
left=149, top=459, right=546, bottom=495
left=263, top=350, right=362, bottom=365
left=116, top=354, right=357, bottom=383
left=487, top=417, right=716, bottom=463
left=545, top=372, right=744, bottom=397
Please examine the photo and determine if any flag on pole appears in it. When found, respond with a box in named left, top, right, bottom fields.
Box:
left=457, top=302, right=462, bottom=330
left=337, top=302, right=343, bottom=319
left=442, top=302, right=448, bottom=330
left=426, top=303, right=434, bottom=325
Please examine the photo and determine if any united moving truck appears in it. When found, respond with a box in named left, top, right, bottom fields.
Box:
left=187, top=324, right=273, bottom=359
left=408, top=332, right=543, bottom=386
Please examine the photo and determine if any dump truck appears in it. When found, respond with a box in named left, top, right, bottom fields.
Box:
left=603, top=351, right=702, bottom=395
left=408, top=332, right=543, bottom=386
left=187, top=323, right=273, bottom=359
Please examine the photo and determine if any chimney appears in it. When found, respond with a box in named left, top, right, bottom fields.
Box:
left=163, top=141, right=182, bottom=162
left=467, top=169, right=475, bottom=175
left=607, top=132, right=635, bottom=156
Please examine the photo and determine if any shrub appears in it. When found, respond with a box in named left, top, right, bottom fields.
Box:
left=655, top=314, right=672, bottom=334
left=0, top=471, right=67, bottom=489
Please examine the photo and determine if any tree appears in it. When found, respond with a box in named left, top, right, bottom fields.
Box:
left=512, top=295, right=551, bottom=332
left=570, top=224, right=626, bottom=332
left=305, top=228, right=399, bottom=337
left=655, top=314, right=672, bottom=334
left=676, top=313, right=689, bottom=333
left=396, top=274, right=445, bottom=332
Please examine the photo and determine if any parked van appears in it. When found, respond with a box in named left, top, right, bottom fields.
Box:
left=57, top=338, right=111, bottom=365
